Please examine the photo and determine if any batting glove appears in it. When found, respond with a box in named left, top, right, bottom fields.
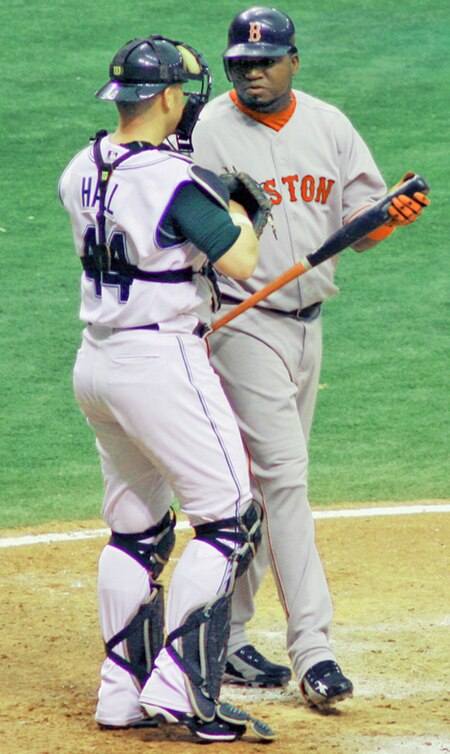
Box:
left=386, top=171, right=430, bottom=226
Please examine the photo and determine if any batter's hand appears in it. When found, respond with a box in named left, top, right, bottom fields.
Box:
left=386, top=172, right=430, bottom=226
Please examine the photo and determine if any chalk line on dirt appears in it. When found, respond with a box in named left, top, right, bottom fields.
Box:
left=1, top=503, right=449, bottom=549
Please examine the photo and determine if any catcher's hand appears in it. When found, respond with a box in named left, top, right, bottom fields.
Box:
left=387, top=171, right=430, bottom=226
left=220, top=171, right=273, bottom=238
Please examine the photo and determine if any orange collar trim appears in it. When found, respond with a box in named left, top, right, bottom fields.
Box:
left=229, top=89, right=296, bottom=131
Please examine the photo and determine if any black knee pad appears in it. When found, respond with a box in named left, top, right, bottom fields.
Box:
left=109, top=508, right=176, bottom=579
left=193, top=500, right=263, bottom=581
left=235, top=501, right=263, bottom=577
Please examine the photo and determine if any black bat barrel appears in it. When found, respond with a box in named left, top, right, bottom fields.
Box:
left=307, top=175, right=430, bottom=267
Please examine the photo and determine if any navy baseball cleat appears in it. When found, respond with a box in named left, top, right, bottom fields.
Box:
left=141, top=701, right=276, bottom=742
left=141, top=703, right=243, bottom=741
left=300, top=660, right=353, bottom=707
left=223, top=644, right=292, bottom=687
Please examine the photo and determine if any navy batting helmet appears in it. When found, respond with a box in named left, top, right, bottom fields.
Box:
left=223, top=6, right=296, bottom=61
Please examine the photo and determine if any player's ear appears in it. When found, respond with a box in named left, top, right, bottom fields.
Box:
left=163, top=84, right=183, bottom=113
left=160, top=86, right=172, bottom=113
left=291, top=53, right=300, bottom=75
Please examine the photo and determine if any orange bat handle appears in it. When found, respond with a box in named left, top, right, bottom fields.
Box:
left=211, top=258, right=311, bottom=332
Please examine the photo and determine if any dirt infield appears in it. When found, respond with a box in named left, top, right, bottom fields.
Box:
left=1, top=504, right=449, bottom=754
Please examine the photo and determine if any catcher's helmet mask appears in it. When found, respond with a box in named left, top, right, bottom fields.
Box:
left=223, top=6, right=297, bottom=80
left=95, top=35, right=212, bottom=151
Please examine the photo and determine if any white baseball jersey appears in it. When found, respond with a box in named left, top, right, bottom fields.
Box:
left=61, top=133, right=255, bottom=724
left=192, top=89, right=387, bottom=310
left=59, top=137, right=213, bottom=330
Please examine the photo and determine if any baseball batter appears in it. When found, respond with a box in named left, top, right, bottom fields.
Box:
left=192, top=6, right=429, bottom=706
left=58, top=35, right=275, bottom=742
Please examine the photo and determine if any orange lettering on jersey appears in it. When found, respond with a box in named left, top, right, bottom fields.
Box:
left=248, top=22, right=262, bottom=42
left=263, top=178, right=282, bottom=205
left=263, top=174, right=335, bottom=206
left=281, top=175, right=299, bottom=202
left=301, top=175, right=315, bottom=202
left=315, top=177, right=335, bottom=204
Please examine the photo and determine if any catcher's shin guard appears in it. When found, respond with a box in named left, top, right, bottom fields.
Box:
left=166, top=593, right=231, bottom=721
left=165, top=502, right=262, bottom=721
left=104, top=510, right=176, bottom=686
left=105, top=582, right=164, bottom=687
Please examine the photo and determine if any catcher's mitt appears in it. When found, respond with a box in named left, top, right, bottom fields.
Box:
left=220, top=171, right=273, bottom=238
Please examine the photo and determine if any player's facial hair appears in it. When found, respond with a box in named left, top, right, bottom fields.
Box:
left=235, top=85, right=292, bottom=113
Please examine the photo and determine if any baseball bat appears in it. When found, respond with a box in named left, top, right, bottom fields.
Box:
left=211, top=174, right=429, bottom=332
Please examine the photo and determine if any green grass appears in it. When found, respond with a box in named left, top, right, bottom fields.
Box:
left=1, top=0, right=448, bottom=528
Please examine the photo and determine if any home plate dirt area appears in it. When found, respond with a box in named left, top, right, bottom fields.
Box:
left=1, top=502, right=449, bottom=754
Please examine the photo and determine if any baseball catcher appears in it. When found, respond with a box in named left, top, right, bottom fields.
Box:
left=59, top=32, right=276, bottom=743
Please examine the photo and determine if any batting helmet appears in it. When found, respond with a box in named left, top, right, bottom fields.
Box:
left=223, top=6, right=297, bottom=62
left=95, top=35, right=211, bottom=151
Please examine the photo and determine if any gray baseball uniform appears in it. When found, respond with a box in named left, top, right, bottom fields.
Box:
left=192, top=88, right=386, bottom=681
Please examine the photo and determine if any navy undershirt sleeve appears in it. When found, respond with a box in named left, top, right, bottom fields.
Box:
left=157, top=182, right=241, bottom=264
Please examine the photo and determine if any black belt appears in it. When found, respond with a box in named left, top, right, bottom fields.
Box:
left=220, top=294, right=322, bottom=321
left=87, top=322, right=209, bottom=337
left=118, top=323, right=160, bottom=331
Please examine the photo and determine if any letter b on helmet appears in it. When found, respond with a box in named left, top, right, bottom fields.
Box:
left=223, top=5, right=297, bottom=78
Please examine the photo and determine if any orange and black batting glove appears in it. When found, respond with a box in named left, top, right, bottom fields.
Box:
left=386, top=171, right=430, bottom=226
left=367, top=171, right=430, bottom=241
